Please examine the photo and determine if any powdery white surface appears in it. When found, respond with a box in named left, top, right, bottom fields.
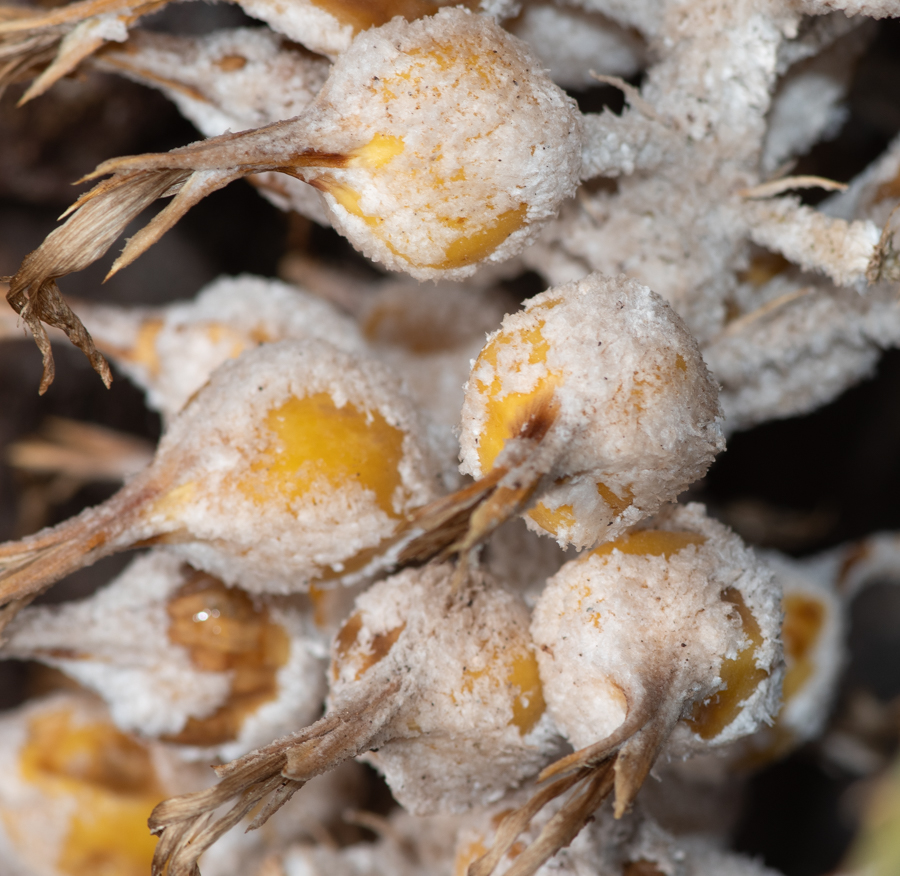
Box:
left=80, top=275, right=366, bottom=421
left=128, top=339, right=443, bottom=593
left=459, top=273, right=724, bottom=549
left=96, top=29, right=332, bottom=225
left=508, top=2, right=647, bottom=89
left=703, top=277, right=900, bottom=434
left=520, top=0, right=892, bottom=349
left=278, top=809, right=462, bottom=876
left=275, top=8, right=584, bottom=279
left=0, top=692, right=211, bottom=876
left=755, top=550, right=844, bottom=749
left=3, top=552, right=228, bottom=737
left=532, top=504, right=783, bottom=758
left=744, top=197, right=880, bottom=289
left=98, top=29, right=329, bottom=135
left=328, top=563, right=563, bottom=814
left=233, top=0, right=521, bottom=60
left=3, top=552, right=327, bottom=757
left=457, top=793, right=784, bottom=876
left=761, top=24, right=870, bottom=174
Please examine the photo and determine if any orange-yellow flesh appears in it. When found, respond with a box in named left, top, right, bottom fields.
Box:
left=596, top=481, right=634, bottom=516
left=309, top=0, right=441, bottom=32
left=454, top=838, right=488, bottom=876
left=528, top=502, right=575, bottom=535
left=589, top=529, right=707, bottom=560
left=17, top=707, right=164, bottom=876
left=781, top=593, right=826, bottom=703
left=458, top=647, right=546, bottom=735
left=475, top=313, right=562, bottom=475
left=237, top=393, right=406, bottom=516
left=429, top=204, right=528, bottom=270
left=320, top=181, right=526, bottom=271
left=333, top=611, right=406, bottom=681
left=93, top=318, right=163, bottom=376
left=164, top=570, right=290, bottom=746
left=686, top=588, right=768, bottom=740
left=314, top=41, right=532, bottom=271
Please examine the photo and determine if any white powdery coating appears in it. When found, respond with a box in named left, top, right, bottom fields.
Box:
left=0, top=693, right=210, bottom=876
left=745, top=197, right=880, bottom=289
left=234, top=0, right=355, bottom=58
left=295, top=7, right=584, bottom=280
left=761, top=28, right=863, bottom=174
left=3, top=552, right=327, bottom=754
left=3, top=552, right=229, bottom=737
left=508, top=3, right=647, bottom=89
left=703, top=278, right=900, bottom=434
left=81, top=275, right=366, bottom=421
left=838, top=531, right=900, bottom=597
left=460, top=273, right=724, bottom=549
left=824, top=130, right=900, bottom=226
left=233, top=0, right=521, bottom=60
left=572, top=0, right=667, bottom=39
left=458, top=791, right=785, bottom=876
left=96, top=30, right=332, bottom=224
left=329, top=564, right=562, bottom=814
left=99, top=29, right=329, bottom=135
left=532, top=504, right=783, bottom=756
left=759, top=551, right=844, bottom=746
left=136, top=340, right=442, bottom=593
left=797, top=0, right=900, bottom=17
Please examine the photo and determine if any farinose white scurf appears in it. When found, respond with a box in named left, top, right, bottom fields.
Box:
left=0, top=340, right=442, bottom=628
left=146, top=563, right=560, bottom=876
left=4, top=7, right=584, bottom=392
left=466, top=504, right=783, bottom=876
left=401, top=272, right=724, bottom=565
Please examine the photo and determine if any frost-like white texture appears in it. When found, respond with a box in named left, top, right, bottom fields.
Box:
left=99, top=29, right=329, bottom=136
left=761, top=24, right=870, bottom=173
left=137, top=340, right=443, bottom=592
left=456, top=793, right=784, bottom=876
left=281, top=7, right=584, bottom=280
left=533, top=504, right=783, bottom=759
left=96, top=29, right=333, bottom=224
left=329, top=564, right=563, bottom=814
left=78, top=274, right=366, bottom=421
left=459, top=273, right=724, bottom=548
left=2, top=551, right=327, bottom=757
left=278, top=809, right=461, bottom=876
left=230, top=0, right=518, bottom=60
left=523, top=3, right=890, bottom=348
left=744, top=197, right=880, bottom=289
left=752, top=550, right=844, bottom=753
left=704, top=278, right=900, bottom=433
left=0, top=692, right=211, bottom=876
left=508, top=2, right=647, bottom=89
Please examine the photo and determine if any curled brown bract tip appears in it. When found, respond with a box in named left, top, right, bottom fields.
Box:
left=150, top=685, right=402, bottom=876
left=4, top=277, right=111, bottom=393
left=468, top=762, right=615, bottom=876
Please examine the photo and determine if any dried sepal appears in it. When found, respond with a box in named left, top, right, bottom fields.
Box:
left=0, top=0, right=158, bottom=102
left=8, top=8, right=583, bottom=387
left=149, top=686, right=401, bottom=876
left=0, top=340, right=442, bottom=625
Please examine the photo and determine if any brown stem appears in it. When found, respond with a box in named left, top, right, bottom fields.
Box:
left=150, top=683, right=403, bottom=876
left=0, top=469, right=163, bottom=632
